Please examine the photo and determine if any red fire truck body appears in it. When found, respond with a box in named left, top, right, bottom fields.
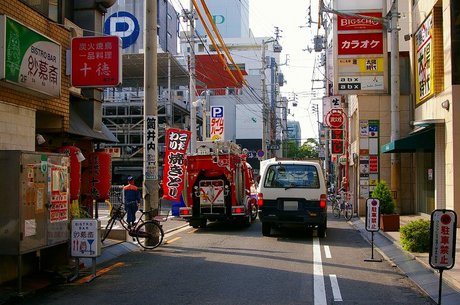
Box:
left=179, top=141, right=257, bottom=228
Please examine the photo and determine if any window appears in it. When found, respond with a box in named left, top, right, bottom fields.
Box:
left=264, top=164, right=320, bottom=189
left=21, top=0, right=60, bottom=22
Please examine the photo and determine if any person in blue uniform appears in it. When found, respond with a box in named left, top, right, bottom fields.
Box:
left=124, top=176, right=141, bottom=228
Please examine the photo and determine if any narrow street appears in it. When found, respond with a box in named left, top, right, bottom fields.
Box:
left=15, top=213, right=434, bottom=305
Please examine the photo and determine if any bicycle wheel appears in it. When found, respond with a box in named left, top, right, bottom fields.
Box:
left=344, top=203, right=353, bottom=221
left=102, top=216, right=116, bottom=242
left=332, top=202, right=340, bottom=218
left=135, top=221, right=164, bottom=250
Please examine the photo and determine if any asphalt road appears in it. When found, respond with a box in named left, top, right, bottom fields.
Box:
left=15, top=213, right=435, bottom=305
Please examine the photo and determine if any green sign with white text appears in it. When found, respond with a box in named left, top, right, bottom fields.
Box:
left=0, top=15, right=61, bottom=97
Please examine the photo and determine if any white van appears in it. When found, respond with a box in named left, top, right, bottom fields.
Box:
left=257, top=158, right=327, bottom=237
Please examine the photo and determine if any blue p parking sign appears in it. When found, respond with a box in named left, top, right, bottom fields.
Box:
left=211, top=106, right=224, bottom=118
left=104, top=11, right=140, bottom=49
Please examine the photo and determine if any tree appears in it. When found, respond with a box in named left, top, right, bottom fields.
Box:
left=285, top=138, right=319, bottom=159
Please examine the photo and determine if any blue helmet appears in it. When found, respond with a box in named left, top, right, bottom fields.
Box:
left=127, top=176, right=134, bottom=181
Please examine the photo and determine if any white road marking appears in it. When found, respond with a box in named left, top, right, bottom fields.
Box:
left=329, top=274, right=343, bottom=301
left=324, top=245, right=332, bottom=258
left=313, top=237, right=327, bottom=305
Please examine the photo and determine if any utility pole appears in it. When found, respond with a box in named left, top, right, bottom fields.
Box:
left=187, top=2, right=197, bottom=154
left=389, top=0, right=400, bottom=209
left=143, top=0, right=159, bottom=217
left=261, top=40, right=268, bottom=159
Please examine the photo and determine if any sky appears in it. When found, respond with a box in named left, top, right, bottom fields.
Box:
left=173, top=0, right=324, bottom=142
left=248, top=0, right=324, bottom=142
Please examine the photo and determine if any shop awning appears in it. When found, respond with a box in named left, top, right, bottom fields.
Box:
left=69, top=104, right=118, bottom=143
left=381, top=127, right=435, bottom=153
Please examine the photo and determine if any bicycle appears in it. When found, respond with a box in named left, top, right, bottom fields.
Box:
left=101, top=203, right=165, bottom=250
left=332, top=191, right=353, bottom=221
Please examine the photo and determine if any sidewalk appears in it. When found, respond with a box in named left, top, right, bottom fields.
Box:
left=352, top=215, right=460, bottom=305
left=79, top=216, right=189, bottom=268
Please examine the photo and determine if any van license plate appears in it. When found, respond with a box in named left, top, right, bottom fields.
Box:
left=284, top=201, right=298, bottom=211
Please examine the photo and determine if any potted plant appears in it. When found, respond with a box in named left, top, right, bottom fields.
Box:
left=371, top=180, right=400, bottom=231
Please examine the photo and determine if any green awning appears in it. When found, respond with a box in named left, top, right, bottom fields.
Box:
left=381, top=128, right=435, bottom=153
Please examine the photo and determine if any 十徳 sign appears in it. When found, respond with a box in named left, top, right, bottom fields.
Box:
left=71, top=36, right=122, bottom=87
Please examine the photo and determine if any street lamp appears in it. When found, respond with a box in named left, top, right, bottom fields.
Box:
left=192, top=90, right=209, bottom=141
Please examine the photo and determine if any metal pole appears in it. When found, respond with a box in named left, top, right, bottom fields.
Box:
left=438, top=269, right=443, bottom=305
left=167, top=54, right=172, bottom=127
left=144, top=0, right=159, bottom=216
left=390, top=0, right=400, bottom=208
left=261, top=41, right=267, bottom=159
left=189, top=2, right=197, bottom=154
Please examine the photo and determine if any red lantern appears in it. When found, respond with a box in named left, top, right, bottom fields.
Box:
left=87, top=150, right=112, bottom=200
left=58, top=146, right=82, bottom=200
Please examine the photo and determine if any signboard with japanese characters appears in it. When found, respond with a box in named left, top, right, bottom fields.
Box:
left=338, top=32, right=383, bottom=55
left=144, top=115, right=158, bottom=180
left=430, top=209, right=457, bottom=270
left=415, top=14, right=434, bottom=104
left=0, top=15, right=61, bottom=97
left=366, top=198, right=380, bottom=232
left=334, top=7, right=387, bottom=95
left=210, top=106, right=225, bottom=141
left=338, top=58, right=384, bottom=73
left=359, top=120, right=380, bottom=198
left=331, top=128, right=344, bottom=155
left=71, top=219, right=101, bottom=258
left=71, top=36, right=122, bottom=87
left=162, top=128, right=191, bottom=201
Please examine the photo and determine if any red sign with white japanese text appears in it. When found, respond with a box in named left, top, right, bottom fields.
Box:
left=337, top=12, right=383, bottom=31
left=331, top=128, right=344, bottom=154
left=338, top=33, right=383, bottom=55
left=71, top=36, right=122, bottom=87
left=162, top=128, right=191, bottom=201
left=430, top=209, right=457, bottom=270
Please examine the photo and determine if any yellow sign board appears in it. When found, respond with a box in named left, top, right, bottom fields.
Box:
left=338, top=58, right=384, bottom=73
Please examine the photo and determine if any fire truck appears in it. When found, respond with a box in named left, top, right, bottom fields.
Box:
left=179, top=141, right=258, bottom=228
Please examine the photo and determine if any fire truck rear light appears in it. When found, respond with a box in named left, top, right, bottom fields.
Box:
left=320, top=194, right=327, bottom=209
left=179, top=207, right=192, bottom=217
left=257, top=193, right=263, bottom=207
left=233, top=206, right=245, bottom=215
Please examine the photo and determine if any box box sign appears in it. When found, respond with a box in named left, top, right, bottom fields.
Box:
left=71, top=36, right=122, bottom=87
left=0, top=15, right=61, bottom=97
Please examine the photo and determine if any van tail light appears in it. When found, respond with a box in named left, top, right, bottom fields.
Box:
left=257, top=193, right=263, bottom=207
left=320, top=194, right=327, bottom=209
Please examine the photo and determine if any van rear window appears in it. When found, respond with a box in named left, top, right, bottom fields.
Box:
left=263, top=164, right=320, bottom=189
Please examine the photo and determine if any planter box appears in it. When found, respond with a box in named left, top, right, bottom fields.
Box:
left=380, top=214, right=400, bottom=231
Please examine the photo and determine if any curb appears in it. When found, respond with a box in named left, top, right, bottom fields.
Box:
left=351, top=218, right=460, bottom=305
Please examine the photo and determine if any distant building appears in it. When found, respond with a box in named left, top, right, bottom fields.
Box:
left=287, top=120, right=301, bottom=147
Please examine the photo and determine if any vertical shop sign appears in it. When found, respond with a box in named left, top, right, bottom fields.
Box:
left=331, top=129, right=344, bottom=154
left=415, top=14, right=434, bottom=104
left=144, top=116, right=158, bottom=180
left=210, top=106, right=224, bottom=141
left=0, top=15, right=61, bottom=97
left=162, top=128, right=191, bottom=201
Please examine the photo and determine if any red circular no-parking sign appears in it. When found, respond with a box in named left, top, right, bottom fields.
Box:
left=325, top=109, right=345, bottom=128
